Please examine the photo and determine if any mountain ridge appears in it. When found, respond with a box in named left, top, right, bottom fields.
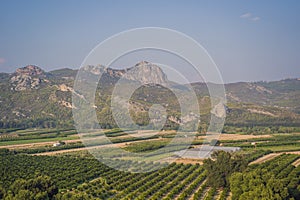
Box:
left=4, top=63, right=297, bottom=85
left=0, top=62, right=299, bottom=129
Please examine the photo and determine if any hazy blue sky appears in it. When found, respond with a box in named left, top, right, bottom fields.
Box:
left=0, top=0, right=300, bottom=82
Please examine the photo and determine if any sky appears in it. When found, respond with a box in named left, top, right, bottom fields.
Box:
left=0, top=0, right=300, bottom=83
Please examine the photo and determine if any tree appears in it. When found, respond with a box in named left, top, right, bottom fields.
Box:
left=197, top=124, right=207, bottom=134
left=0, top=148, right=10, bottom=155
left=56, top=192, right=90, bottom=200
left=230, top=169, right=291, bottom=200
left=203, top=151, right=247, bottom=188
left=210, top=139, right=220, bottom=146
left=4, top=176, right=58, bottom=200
left=0, top=185, right=5, bottom=199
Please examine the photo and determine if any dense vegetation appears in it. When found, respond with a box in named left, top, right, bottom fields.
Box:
left=0, top=153, right=209, bottom=200
left=0, top=176, right=58, bottom=200
left=1, top=141, right=300, bottom=200
left=230, top=154, right=300, bottom=199
left=203, top=151, right=247, bottom=188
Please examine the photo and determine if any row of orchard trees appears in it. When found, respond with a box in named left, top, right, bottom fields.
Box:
left=203, top=151, right=300, bottom=200
left=1, top=148, right=299, bottom=200
left=0, top=175, right=96, bottom=200
left=230, top=154, right=300, bottom=200
left=0, top=176, right=58, bottom=200
left=230, top=169, right=291, bottom=200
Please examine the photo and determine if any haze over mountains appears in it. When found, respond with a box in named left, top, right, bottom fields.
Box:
left=0, top=61, right=299, bottom=129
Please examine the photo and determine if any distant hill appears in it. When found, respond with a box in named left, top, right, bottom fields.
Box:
left=0, top=62, right=299, bottom=129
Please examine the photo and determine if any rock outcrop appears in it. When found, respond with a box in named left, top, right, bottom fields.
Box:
left=15, top=65, right=44, bottom=76
left=124, top=61, right=168, bottom=86
left=10, top=65, right=45, bottom=91
left=82, top=61, right=169, bottom=86
left=211, top=102, right=228, bottom=118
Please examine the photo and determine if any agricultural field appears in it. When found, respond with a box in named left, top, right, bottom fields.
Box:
left=0, top=128, right=300, bottom=199
left=231, top=154, right=300, bottom=199
left=1, top=147, right=299, bottom=199
left=1, top=154, right=200, bottom=199
left=0, top=151, right=210, bottom=200
left=0, top=128, right=79, bottom=146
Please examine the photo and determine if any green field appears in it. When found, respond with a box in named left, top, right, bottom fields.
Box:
left=1, top=149, right=299, bottom=200
left=0, top=136, right=79, bottom=146
left=0, top=128, right=300, bottom=200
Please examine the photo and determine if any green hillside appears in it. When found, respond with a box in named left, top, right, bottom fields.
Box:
left=0, top=63, right=299, bottom=130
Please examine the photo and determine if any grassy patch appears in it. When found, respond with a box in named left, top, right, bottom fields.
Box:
left=0, top=135, right=79, bottom=146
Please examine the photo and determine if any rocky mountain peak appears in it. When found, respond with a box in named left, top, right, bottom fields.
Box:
left=134, top=60, right=150, bottom=66
left=125, top=61, right=169, bottom=86
left=10, top=65, right=46, bottom=91
left=82, top=61, right=169, bottom=86
left=15, top=65, right=44, bottom=76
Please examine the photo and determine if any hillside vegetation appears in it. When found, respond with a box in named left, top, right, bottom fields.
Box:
left=0, top=62, right=299, bottom=130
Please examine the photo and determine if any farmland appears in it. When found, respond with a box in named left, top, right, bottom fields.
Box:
left=1, top=147, right=299, bottom=199
left=0, top=128, right=300, bottom=199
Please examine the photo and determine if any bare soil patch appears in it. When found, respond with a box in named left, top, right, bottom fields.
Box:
left=250, top=151, right=300, bottom=165
left=292, top=158, right=300, bottom=167
left=210, top=133, right=272, bottom=141
left=173, top=158, right=203, bottom=165
left=249, top=153, right=280, bottom=165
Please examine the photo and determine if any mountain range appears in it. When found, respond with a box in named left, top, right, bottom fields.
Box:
left=0, top=61, right=299, bottom=129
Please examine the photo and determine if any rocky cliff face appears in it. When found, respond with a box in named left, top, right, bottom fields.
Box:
left=82, top=61, right=169, bottom=86
left=10, top=65, right=46, bottom=91
left=124, top=61, right=168, bottom=86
